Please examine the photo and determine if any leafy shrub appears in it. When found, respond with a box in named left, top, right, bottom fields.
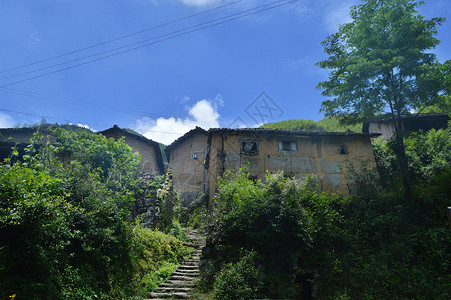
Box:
left=372, top=127, right=451, bottom=190
left=205, top=132, right=451, bottom=299
left=0, top=164, right=74, bottom=299
left=205, top=168, right=344, bottom=299
left=0, top=128, right=191, bottom=299
left=180, top=193, right=209, bottom=229
left=260, top=117, right=362, bottom=132
left=213, top=251, right=263, bottom=300
left=129, top=224, right=192, bottom=296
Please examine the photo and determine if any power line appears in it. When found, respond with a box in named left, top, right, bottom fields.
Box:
left=0, top=0, right=299, bottom=87
left=0, top=87, right=222, bottom=127
left=0, top=107, right=106, bottom=128
left=0, top=107, right=207, bottom=136
left=0, top=0, right=290, bottom=82
left=0, top=0, right=245, bottom=74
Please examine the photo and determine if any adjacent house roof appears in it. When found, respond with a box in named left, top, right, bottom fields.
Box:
left=164, top=126, right=208, bottom=162
left=99, top=125, right=164, bottom=174
left=365, top=113, right=449, bottom=122
left=362, top=113, right=449, bottom=133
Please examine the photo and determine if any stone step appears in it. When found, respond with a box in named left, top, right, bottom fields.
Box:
left=161, top=281, right=195, bottom=287
left=154, top=287, right=192, bottom=293
left=147, top=228, right=205, bottom=299
left=175, top=269, right=200, bottom=274
left=149, top=292, right=189, bottom=299
left=177, top=265, right=199, bottom=269
left=172, top=271, right=198, bottom=277
left=180, top=261, right=199, bottom=266
left=169, top=275, right=197, bottom=281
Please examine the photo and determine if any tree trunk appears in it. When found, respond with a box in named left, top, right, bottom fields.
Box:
left=393, top=122, right=411, bottom=198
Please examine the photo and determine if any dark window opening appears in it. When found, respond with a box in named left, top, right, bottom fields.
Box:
left=278, top=141, right=297, bottom=151
left=283, top=172, right=295, bottom=178
left=241, top=141, right=259, bottom=155
left=247, top=174, right=258, bottom=182
left=339, top=145, right=349, bottom=155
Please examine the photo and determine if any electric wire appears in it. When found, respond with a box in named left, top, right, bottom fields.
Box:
left=0, top=0, right=291, bottom=82
left=0, top=107, right=200, bottom=136
left=0, top=0, right=245, bottom=74
left=0, top=87, right=222, bottom=128
left=0, top=0, right=299, bottom=87
left=0, top=107, right=104, bottom=128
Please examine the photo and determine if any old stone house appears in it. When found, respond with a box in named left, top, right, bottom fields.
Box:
left=0, top=126, right=74, bottom=162
left=99, top=125, right=164, bottom=175
left=363, top=113, right=449, bottom=140
left=165, top=127, right=208, bottom=206
left=0, top=127, right=42, bottom=161
left=205, top=128, right=380, bottom=204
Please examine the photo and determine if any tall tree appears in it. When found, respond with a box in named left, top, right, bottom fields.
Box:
left=316, top=0, right=448, bottom=196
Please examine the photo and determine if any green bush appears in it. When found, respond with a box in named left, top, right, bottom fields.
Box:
left=0, top=128, right=191, bottom=299
left=180, top=193, right=209, bottom=229
left=213, top=251, right=263, bottom=300
left=372, top=126, right=451, bottom=190
left=204, top=126, right=451, bottom=299
left=0, top=164, right=74, bottom=299
left=205, top=169, right=344, bottom=298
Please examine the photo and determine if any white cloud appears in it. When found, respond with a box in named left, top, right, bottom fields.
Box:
left=0, top=112, right=15, bottom=128
left=77, top=123, right=94, bottom=131
left=293, top=0, right=356, bottom=33
left=323, top=1, right=354, bottom=33
left=179, top=0, right=221, bottom=7
left=68, top=122, right=94, bottom=131
left=134, top=98, right=221, bottom=145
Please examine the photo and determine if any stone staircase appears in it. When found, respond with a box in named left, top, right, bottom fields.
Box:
left=146, top=228, right=206, bottom=299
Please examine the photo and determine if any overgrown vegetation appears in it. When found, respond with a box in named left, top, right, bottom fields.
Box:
left=260, top=117, right=362, bottom=132
left=179, top=193, right=209, bottom=230
left=316, top=0, right=450, bottom=196
left=201, top=125, right=451, bottom=299
left=0, top=128, right=190, bottom=299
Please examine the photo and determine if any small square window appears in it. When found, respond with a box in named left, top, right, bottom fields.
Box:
left=339, top=145, right=349, bottom=155
left=192, top=153, right=198, bottom=159
left=278, top=141, right=297, bottom=151
left=241, top=141, right=259, bottom=155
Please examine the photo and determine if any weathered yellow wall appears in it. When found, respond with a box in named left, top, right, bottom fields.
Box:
left=168, top=132, right=208, bottom=205
left=207, top=131, right=376, bottom=202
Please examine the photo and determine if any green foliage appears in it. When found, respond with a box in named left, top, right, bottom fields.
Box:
left=154, top=171, right=178, bottom=233
left=373, top=127, right=451, bottom=188
left=128, top=225, right=192, bottom=296
left=260, top=117, right=362, bottom=132
left=0, top=164, right=75, bottom=299
left=205, top=125, right=451, bottom=298
left=317, top=0, right=447, bottom=123
left=179, top=193, right=209, bottom=229
left=316, top=117, right=362, bottom=132
left=260, top=119, right=324, bottom=131
left=213, top=251, right=263, bottom=300
left=0, top=128, right=190, bottom=299
left=421, top=95, right=451, bottom=113
left=205, top=169, right=344, bottom=299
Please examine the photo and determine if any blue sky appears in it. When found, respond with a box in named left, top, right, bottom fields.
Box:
left=0, top=0, right=450, bottom=144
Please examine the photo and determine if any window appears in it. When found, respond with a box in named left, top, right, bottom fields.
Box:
left=278, top=141, right=297, bottom=151
left=192, top=153, right=198, bottom=159
left=339, top=145, right=349, bottom=155
left=241, top=141, right=259, bottom=155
